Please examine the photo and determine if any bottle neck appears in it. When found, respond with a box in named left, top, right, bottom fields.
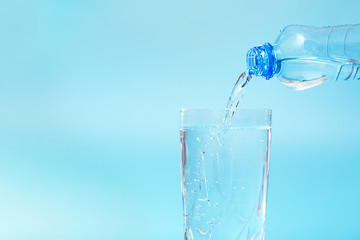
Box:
left=246, top=42, right=276, bottom=80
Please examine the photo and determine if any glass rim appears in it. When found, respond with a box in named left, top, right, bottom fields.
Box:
left=180, top=108, right=272, bottom=112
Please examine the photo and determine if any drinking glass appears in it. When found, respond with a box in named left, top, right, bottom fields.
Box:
left=180, top=109, right=272, bottom=240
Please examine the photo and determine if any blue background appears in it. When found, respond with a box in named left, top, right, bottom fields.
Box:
left=0, top=0, right=359, bottom=239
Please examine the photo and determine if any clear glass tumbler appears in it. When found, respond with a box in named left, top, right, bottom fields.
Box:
left=180, top=109, right=272, bottom=240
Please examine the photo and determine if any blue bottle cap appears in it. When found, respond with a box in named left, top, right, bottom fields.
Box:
left=246, top=42, right=276, bottom=80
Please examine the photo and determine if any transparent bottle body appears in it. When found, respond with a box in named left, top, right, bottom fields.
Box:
left=273, top=25, right=360, bottom=90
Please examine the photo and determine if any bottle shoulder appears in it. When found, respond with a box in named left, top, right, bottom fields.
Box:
left=274, top=25, right=332, bottom=60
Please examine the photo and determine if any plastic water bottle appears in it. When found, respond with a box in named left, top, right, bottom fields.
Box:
left=246, top=24, right=360, bottom=90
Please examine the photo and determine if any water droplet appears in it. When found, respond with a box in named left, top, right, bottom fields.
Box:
left=213, top=202, right=219, bottom=207
left=196, top=226, right=209, bottom=235
left=198, top=198, right=210, bottom=202
left=196, top=137, right=201, bottom=142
